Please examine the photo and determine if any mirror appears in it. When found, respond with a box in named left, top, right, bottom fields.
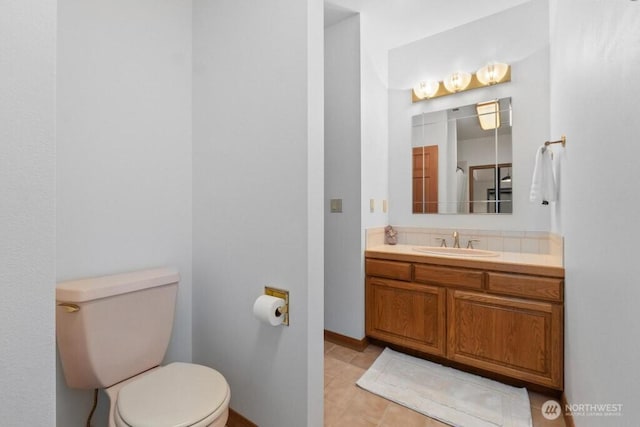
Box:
left=469, top=163, right=512, bottom=213
left=411, top=97, right=512, bottom=214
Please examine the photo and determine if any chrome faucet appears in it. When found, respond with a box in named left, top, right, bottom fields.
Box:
left=452, top=231, right=460, bottom=248
left=435, top=238, right=447, bottom=247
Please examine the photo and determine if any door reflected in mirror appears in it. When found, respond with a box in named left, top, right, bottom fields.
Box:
left=411, top=97, right=512, bottom=214
left=469, top=163, right=512, bottom=213
left=412, top=145, right=438, bottom=213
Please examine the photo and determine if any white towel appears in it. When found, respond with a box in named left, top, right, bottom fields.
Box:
left=529, top=145, right=557, bottom=205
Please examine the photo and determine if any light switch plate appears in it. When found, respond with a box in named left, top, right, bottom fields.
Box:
left=330, top=198, right=342, bottom=213
left=370, top=199, right=375, bottom=213
left=382, top=199, right=388, bottom=213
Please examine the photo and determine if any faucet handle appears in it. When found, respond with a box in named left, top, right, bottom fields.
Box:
left=466, top=239, right=481, bottom=249
left=435, top=238, right=447, bottom=248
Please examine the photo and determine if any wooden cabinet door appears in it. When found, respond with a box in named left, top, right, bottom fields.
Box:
left=447, top=290, right=563, bottom=389
left=412, top=145, right=438, bottom=213
left=366, top=277, right=446, bottom=356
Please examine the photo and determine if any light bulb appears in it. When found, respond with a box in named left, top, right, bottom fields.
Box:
left=413, top=80, right=440, bottom=99
left=443, top=71, right=472, bottom=93
left=476, top=62, right=509, bottom=85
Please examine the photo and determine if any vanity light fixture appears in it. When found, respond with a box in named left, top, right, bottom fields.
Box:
left=476, top=100, right=501, bottom=130
left=411, top=62, right=511, bottom=103
left=413, top=80, right=440, bottom=100
left=444, top=71, right=472, bottom=93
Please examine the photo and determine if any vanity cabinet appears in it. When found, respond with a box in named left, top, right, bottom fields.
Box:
left=365, top=255, right=564, bottom=390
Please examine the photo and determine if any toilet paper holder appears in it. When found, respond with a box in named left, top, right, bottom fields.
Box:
left=264, top=286, right=289, bottom=326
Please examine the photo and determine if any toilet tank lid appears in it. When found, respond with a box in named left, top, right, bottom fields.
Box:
left=56, top=268, right=180, bottom=303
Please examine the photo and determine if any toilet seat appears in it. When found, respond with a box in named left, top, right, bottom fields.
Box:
left=115, top=362, right=230, bottom=427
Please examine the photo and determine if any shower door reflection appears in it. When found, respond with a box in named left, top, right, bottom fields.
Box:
left=469, top=164, right=512, bottom=213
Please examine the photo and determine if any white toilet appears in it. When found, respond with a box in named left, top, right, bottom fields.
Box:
left=56, top=268, right=230, bottom=427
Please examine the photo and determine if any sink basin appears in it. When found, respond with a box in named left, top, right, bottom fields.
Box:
left=412, top=246, right=499, bottom=257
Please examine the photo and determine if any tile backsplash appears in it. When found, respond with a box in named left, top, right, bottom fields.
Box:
left=367, top=226, right=563, bottom=257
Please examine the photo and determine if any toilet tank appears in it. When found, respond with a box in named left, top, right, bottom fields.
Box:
left=56, top=268, right=179, bottom=389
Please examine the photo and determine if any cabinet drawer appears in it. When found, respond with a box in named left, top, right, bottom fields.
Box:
left=487, top=272, right=563, bottom=302
left=414, top=264, right=483, bottom=289
left=366, top=259, right=412, bottom=281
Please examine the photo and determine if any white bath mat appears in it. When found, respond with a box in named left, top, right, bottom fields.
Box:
left=356, top=348, right=532, bottom=427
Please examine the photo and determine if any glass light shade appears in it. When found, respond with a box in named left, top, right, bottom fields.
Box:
left=476, top=100, right=500, bottom=130
left=443, top=71, right=472, bottom=93
left=476, top=62, right=509, bottom=85
left=413, top=80, right=440, bottom=99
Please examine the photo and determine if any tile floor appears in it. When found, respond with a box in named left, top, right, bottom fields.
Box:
left=324, top=340, right=567, bottom=427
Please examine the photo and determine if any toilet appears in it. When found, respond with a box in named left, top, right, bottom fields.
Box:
left=56, top=268, right=230, bottom=427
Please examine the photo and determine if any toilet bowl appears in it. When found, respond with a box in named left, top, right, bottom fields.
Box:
left=55, top=268, right=230, bottom=427
left=105, top=363, right=230, bottom=427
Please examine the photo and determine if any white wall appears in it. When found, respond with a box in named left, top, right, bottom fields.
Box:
left=389, top=0, right=551, bottom=232
left=192, top=1, right=324, bottom=426
left=324, top=2, right=387, bottom=341
left=361, top=47, right=390, bottom=228
left=56, top=1, right=193, bottom=425
left=358, top=5, right=391, bottom=230
left=323, top=1, right=392, bottom=231
left=306, top=1, right=325, bottom=422
left=324, top=15, right=363, bottom=339
left=0, top=1, right=56, bottom=425
left=328, top=0, right=536, bottom=228
left=550, top=0, right=640, bottom=424
left=325, top=0, right=531, bottom=91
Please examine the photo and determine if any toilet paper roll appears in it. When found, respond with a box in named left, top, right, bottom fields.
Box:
left=253, top=295, right=286, bottom=326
